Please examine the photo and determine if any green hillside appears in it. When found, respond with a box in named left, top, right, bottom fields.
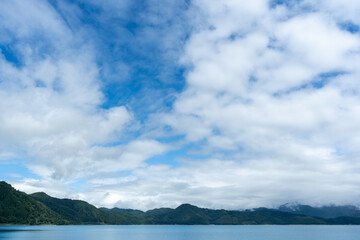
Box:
left=2, top=181, right=360, bottom=225
left=144, top=204, right=327, bottom=225
left=0, top=181, right=67, bottom=225
left=30, top=192, right=144, bottom=224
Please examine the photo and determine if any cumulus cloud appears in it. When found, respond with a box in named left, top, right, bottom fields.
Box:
left=0, top=0, right=167, bottom=184
left=156, top=0, right=360, bottom=208
left=4, top=0, right=360, bottom=210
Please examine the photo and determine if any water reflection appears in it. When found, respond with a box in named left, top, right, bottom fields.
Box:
left=0, top=225, right=360, bottom=240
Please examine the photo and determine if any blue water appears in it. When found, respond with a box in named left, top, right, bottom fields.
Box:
left=0, top=225, right=360, bottom=240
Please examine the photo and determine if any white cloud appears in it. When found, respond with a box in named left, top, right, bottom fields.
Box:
left=156, top=0, right=360, bottom=208
left=43, top=156, right=360, bottom=210
left=169, top=0, right=360, bottom=152
left=0, top=0, right=169, bottom=183
left=0, top=0, right=70, bottom=41
left=304, top=0, right=360, bottom=25
left=4, top=0, right=360, bottom=210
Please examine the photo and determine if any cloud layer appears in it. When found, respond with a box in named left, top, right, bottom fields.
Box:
left=0, top=0, right=167, bottom=184
left=161, top=0, right=360, bottom=208
left=2, top=0, right=360, bottom=210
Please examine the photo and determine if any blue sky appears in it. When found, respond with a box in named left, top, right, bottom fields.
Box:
left=1, top=0, right=360, bottom=210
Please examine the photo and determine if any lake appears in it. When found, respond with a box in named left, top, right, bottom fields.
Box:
left=1, top=225, right=360, bottom=240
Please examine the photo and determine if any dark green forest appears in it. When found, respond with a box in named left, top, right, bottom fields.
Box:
left=1, top=181, right=360, bottom=225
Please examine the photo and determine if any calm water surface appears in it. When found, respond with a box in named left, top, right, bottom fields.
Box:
left=0, top=225, right=359, bottom=240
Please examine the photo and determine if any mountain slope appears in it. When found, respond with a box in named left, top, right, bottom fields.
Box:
left=30, top=192, right=144, bottom=224
left=2, top=181, right=360, bottom=225
left=145, top=204, right=212, bottom=224
left=0, top=181, right=67, bottom=224
left=111, top=207, right=144, bottom=215
left=144, top=204, right=328, bottom=225
left=278, top=203, right=360, bottom=219
left=30, top=192, right=107, bottom=224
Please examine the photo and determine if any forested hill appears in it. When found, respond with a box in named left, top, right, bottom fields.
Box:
left=0, top=181, right=67, bottom=224
left=29, top=191, right=143, bottom=224
left=1, top=181, right=360, bottom=225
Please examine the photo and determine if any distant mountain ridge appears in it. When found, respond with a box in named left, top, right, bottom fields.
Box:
left=1, top=181, right=360, bottom=225
left=277, top=203, right=360, bottom=219
left=101, top=207, right=144, bottom=215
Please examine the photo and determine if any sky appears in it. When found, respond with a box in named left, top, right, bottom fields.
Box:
left=1, top=0, right=360, bottom=211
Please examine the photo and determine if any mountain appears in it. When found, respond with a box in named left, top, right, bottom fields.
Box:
left=0, top=181, right=67, bottom=225
left=142, top=204, right=327, bottom=225
left=278, top=203, right=360, bottom=219
left=109, top=207, right=144, bottom=215
left=30, top=192, right=108, bottom=224
left=2, top=181, right=360, bottom=225
left=30, top=192, right=144, bottom=224
left=145, top=204, right=212, bottom=224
